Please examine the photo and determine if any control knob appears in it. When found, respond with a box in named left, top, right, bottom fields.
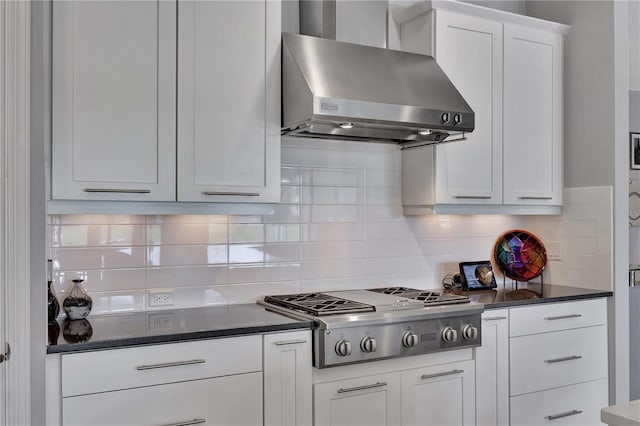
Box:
left=453, top=113, right=462, bottom=125
left=360, top=336, right=377, bottom=353
left=441, top=326, right=458, bottom=343
left=441, top=112, right=451, bottom=123
left=335, top=339, right=352, bottom=357
left=402, top=331, right=418, bottom=348
left=462, top=324, right=479, bottom=340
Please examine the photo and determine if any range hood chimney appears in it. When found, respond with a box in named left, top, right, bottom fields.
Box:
left=281, top=0, right=474, bottom=146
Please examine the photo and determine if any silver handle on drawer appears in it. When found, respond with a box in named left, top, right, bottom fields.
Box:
left=518, top=196, right=553, bottom=200
left=274, top=339, right=307, bottom=346
left=421, top=369, right=464, bottom=380
left=544, top=314, right=583, bottom=321
left=202, top=191, right=260, bottom=196
left=453, top=195, right=492, bottom=199
left=84, top=188, right=151, bottom=194
left=135, top=359, right=206, bottom=371
left=337, top=382, right=388, bottom=394
left=545, top=410, right=582, bottom=421
left=544, top=355, right=582, bottom=364
left=483, top=316, right=507, bottom=321
left=160, top=419, right=206, bottom=426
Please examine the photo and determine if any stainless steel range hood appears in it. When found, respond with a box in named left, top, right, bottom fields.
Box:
left=281, top=31, right=475, bottom=145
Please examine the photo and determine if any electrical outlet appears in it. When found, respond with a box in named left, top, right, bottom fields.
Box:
left=149, top=314, right=174, bottom=330
left=149, top=290, right=174, bottom=307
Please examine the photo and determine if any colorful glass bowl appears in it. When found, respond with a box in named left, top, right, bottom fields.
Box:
left=493, top=230, right=547, bottom=282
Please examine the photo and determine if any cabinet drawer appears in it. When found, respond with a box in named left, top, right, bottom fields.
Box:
left=62, top=335, right=261, bottom=397
left=509, top=298, right=606, bottom=337
left=62, top=371, right=263, bottom=426
left=510, top=326, right=607, bottom=395
left=510, top=378, right=608, bottom=425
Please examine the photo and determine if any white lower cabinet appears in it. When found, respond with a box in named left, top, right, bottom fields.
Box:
left=49, top=331, right=313, bottom=426
left=474, top=298, right=609, bottom=426
left=510, top=379, right=609, bottom=426
left=62, top=372, right=263, bottom=426
left=314, top=372, right=402, bottom=426
left=475, top=310, right=509, bottom=426
left=401, top=360, right=475, bottom=426
left=263, top=330, right=313, bottom=426
left=312, top=350, right=475, bottom=426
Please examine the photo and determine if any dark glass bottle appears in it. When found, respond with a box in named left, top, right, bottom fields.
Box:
left=47, top=259, right=60, bottom=323
left=63, top=278, right=93, bottom=320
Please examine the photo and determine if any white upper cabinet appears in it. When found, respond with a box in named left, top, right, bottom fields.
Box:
left=503, top=24, right=563, bottom=206
left=432, top=11, right=503, bottom=205
left=52, top=1, right=176, bottom=201
left=393, top=1, right=568, bottom=215
left=52, top=0, right=280, bottom=205
left=177, top=0, right=281, bottom=203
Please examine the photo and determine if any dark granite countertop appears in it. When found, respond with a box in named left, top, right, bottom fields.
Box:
left=454, top=283, right=612, bottom=309
left=47, top=303, right=313, bottom=354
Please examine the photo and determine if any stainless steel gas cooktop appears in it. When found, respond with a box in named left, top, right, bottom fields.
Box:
left=260, top=287, right=483, bottom=368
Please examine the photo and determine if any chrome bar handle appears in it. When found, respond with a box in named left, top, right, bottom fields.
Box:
left=274, top=339, right=307, bottom=346
left=136, top=359, right=206, bottom=371
left=84, top=188, right=151, bottom=194
left=337, top=382, right=388, bottom=394
left=453, top=195, right=492, bottom=199
left=421, top=369, right=464, bottom=380
left=202, top=191, right=260, bottom=196
left=483, top=316, right=507, bottom=321
left=545, top=410, right=582, bottom=421
left=160, top=419, right=206, bottom=426
left=544, top=355, right=582, bottom=364
left=519, top=196, right=553, bottom=200
left=544, top=314, right=582, bottom=321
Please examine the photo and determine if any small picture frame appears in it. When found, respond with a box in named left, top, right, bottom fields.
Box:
left=631, top=132, right=640, bottom=170
left=458, top=261, right=497, bottom=291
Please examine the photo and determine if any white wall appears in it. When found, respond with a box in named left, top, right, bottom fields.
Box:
left=527, top=1, right=615, bottom=188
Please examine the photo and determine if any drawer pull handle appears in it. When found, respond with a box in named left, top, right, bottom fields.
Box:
left=483, top=316, right=507, bottom=321
left=202, top=191, right=260, bottom=197
left=337, top=382, right=387, bottom=394
left=545, top=355, right=582, bottom=364
left=544, top=314, right=582, bottom=321
left=84, top=188, right=151, bottom=194
left=519, top=196, right=553, bottom=200
left=274, top=339, right=307, bottom=346
left=161, top=419, right=206, bottom=426
left=545, top=410, right=582, bottom=421
left=454, top=195, right=492, bottom=199
left=136, top=359, right=206, bottom=371
left=421, top=369, right=464, bottom=380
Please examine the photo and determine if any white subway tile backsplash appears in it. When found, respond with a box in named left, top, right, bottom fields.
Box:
left=48, top=139, right=614, bottom=314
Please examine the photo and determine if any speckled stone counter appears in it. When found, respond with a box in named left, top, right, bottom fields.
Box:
left=455, top=283, right=612, bottom=309
left=47, top=303, right=313, bottom=354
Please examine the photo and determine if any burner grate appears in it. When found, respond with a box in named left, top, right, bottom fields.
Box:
left=264, top=293, right=375, bottom=316
left=369, top=287, right=469, bottom=306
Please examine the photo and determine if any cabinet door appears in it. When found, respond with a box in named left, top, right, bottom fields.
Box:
left=62, top=372, right=263, bottom=426
left=476, top=310, right=509, bottom=426
left=314, top=373, right=401, bottom=426
left=433, top=11, right=503, bottom=205
left=177, top=0, right=281, bottom=203
left=263, top=331, right=312, bottom=426
left=52, top=1, right=176, bottom=201
left=503, top=24, right=563, bottom=205
left=401, top=360, right=475, bottom=426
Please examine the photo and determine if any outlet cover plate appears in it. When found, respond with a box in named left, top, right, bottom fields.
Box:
left=149, top=290, right=174, bottom=307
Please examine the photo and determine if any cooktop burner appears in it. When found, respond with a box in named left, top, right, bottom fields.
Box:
left=369, top=287, right=470, bottom=306
left=263, top=293, right=375, bottom=316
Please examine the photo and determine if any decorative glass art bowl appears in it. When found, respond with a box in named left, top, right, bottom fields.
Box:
left=493, top=229, right=547, bottom=282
